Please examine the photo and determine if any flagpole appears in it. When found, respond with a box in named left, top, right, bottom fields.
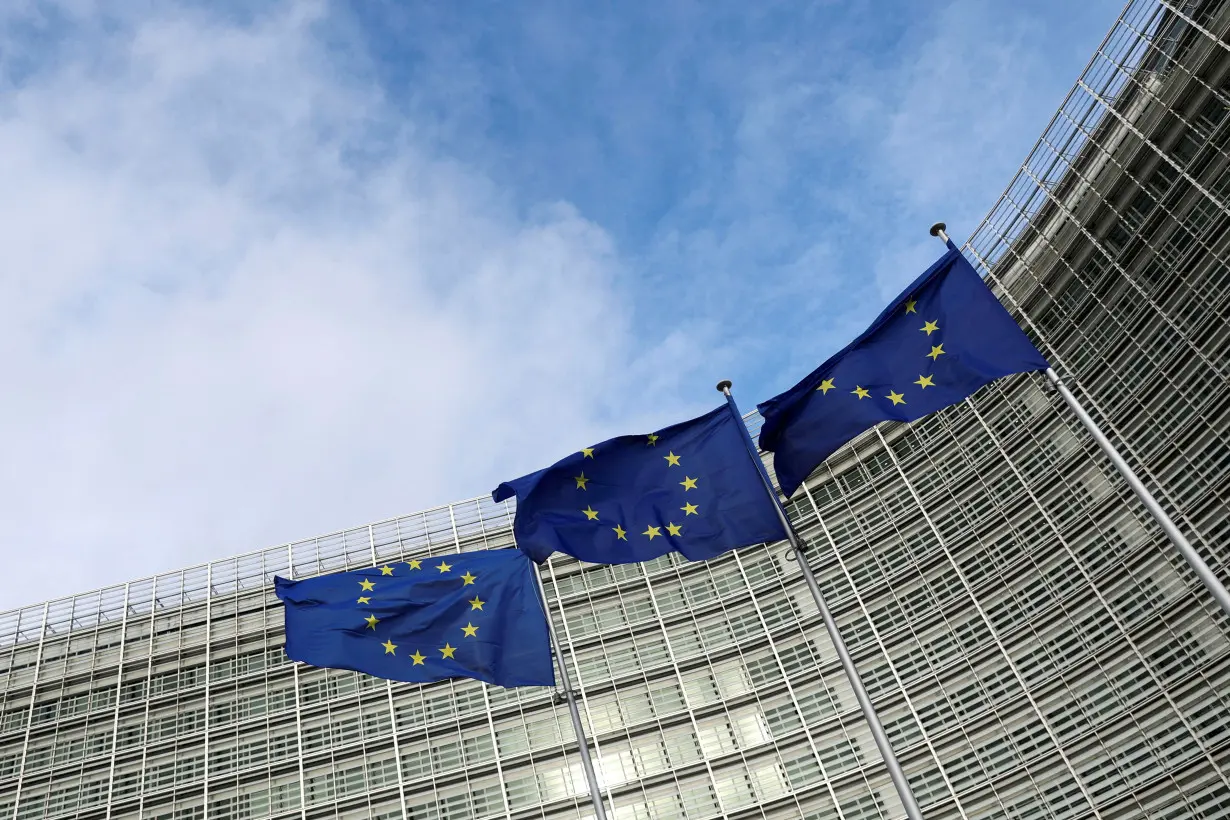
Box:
left=929, top=222, right=1230, bottom=619
left=717, top=381, right=926, bottom=820
left=531, top=564, right=610, bottom=820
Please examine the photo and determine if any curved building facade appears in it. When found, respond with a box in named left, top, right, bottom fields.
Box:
left=3, top=1, right=1230, bottom=818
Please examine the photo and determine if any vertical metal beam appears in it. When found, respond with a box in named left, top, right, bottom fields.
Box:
left=104, top=583, right=132, bottom=819
left=478, top=686, right=514, bottom=820
left=1044, top=367, right=1230, bottom=617
left=799, top=475, right=971, bottom=820
left=530, top=567, right=609, bottom=820
left=203, top=565, right=213, bottom=820
left=541, top=559, right=618, bottom=815
left=717, top=382, right=925, bottom=820
left=726, top=549, right=846, bottom=814
left=961, top=385, right=1230, bottom=790
left=10, top=602, right=50, bottom=820
left=444, top=506, right=514, bottom=820
left=286, top=546, right=309, bottom=820
left=135, top=577, right=160, bottom=818
left=633, top=559, right=729, bottom=816
left=370, top=524, right=411, bottom=820
left=870, top=427, right=1104, bottom=817
left=961, top=224, right=1216, bottom=572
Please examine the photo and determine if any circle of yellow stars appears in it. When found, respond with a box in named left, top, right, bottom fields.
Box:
left=572, top=433, right=699, bottom=545
left=358, top=560, right=485, bottom=667
left=814, top=297, right=945, bottom=407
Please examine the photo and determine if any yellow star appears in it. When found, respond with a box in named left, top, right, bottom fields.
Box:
left=359, top=579, right=375, bottom=591
left=382, top=639, right=396, bottom=655
left=436, top=561, right=452, bottom=573
left=646, top=434, right=659, bottom=446
left=914, top=374, right=935, bottom=389
left=920, top=320, right=939, bottom=335
left=581, top=447, right=594, bottom=459
left=365, top=615, right=379, bottom=630
left=440, top=644, right=457, bottom=659
left=642, top=525, right=662, bottom=540
left=904, top=299, right=917, bottom=314
left=927, top=343, right=946, bottom=360
left=469, top=596, right=485, bottom=611
left=357, top=596, right=371, bottom=604
left=380, top=565, right=394, bottom=576
left=664, top=451, right=681, bottom=466
left=410, top=650, right=426, bottom=666
left=461, top=623, right=479, bottom=638
left=681, top=502, right=698, bottom=516
left=461, top=572, right=477, bottom=585
left=582, top=505, right=599, bottom=521
left=574, top=472, right=589, bottom=490
left=852, top=386, right=870, bottom=400
left=666, top=522, right=683, bottom=536
left=406, top=559, right=422, bottom=570
left=886, top=391, right=906, bottom=406
left=816, top=378, right=836, bottom=394
left=680, top=476, right=698, bottom=491
left=612, top=524, right=627, bottom=541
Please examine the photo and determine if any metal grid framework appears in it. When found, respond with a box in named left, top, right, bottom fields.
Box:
left=3, top=1, right=1230, bottom=818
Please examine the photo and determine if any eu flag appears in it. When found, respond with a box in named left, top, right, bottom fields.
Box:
left=274, top=549, right=554, bottom=688
left=493, top=405, right=788, bottom=564
left=758, top=243, right=1049, bottom=497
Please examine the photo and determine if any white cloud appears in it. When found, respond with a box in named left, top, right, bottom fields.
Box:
left=852, top=0, right=1120, bottom=297
left=0, top=2, right=691, bottom=609
left=0, top=0, right=1127, bottom=610
left=626, top=0, right=1113, bottom=393
left=686, top=0, right=1123, bottom=388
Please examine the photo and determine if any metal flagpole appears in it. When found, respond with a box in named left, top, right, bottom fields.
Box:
left=717, top=380, right=926, bottom=820
left=929, top=221, right=1230, bottom=620
left=532, top=565, right=610, bottom=820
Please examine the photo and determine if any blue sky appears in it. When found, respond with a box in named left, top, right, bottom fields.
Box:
left=347, top=0, right=1124, bottom=395
left=0, top=0, right=1121, bottom=608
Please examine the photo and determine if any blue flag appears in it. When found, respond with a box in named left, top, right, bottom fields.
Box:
left=274, top=549, right=554, bottom=688
left=758, top=243, right=1049, bottom=497
left=493, top=405, right=788, bottom=564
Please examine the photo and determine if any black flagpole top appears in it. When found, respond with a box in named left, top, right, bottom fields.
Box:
left=929, top=221, right=947, bottom=237
left=716, top=379, right=733, bottom=394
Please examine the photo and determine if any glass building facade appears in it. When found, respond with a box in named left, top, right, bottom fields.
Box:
left=3, top=0, right=1230, bottom=817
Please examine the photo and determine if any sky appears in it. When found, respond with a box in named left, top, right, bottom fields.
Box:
left=0, top=0, right=1123, bottom=610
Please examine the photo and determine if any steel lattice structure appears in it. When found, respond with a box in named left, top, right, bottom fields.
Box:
left=2, top=1, right=1230, bottom=818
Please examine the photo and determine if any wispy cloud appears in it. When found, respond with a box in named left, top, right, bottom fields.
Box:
left=0, top=0, right=1122, bottom=608
left=357, top=0, right=1121, bottom=396
left=0, top=1, right=702, bottom=607
left=633, top=0, right=1125, bottom=387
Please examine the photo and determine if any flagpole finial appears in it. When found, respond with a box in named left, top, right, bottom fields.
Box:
left=716, top=380, right=733, bottom=395
left=929, top=222, right=949, bottom=243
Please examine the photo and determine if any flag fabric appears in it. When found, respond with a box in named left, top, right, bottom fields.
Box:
left=758, top=242, right=1049, bottom=497
left=274, top=549, right=554, bottom=688
left=493, top=405, right=788, bottom=565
